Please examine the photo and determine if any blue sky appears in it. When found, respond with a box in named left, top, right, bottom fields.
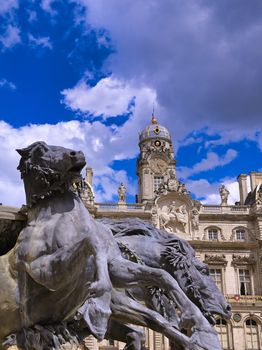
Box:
left=0, top=0, right=262, bottom=206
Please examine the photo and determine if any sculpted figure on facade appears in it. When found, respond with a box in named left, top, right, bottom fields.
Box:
left=191, top=207, right=200, bottom=232
left=74, top=177, right=95, bottom=206
left=167, top=172, right=179, bottom=192
left=219, top=185, right=230, bottom=205
left=151, top=207, right=159, bottom=227
left=159, top=201, right=188, bottom=233
left=256, top=186, right=262, bottom=205
left=118, top=182, right=126, bottom=203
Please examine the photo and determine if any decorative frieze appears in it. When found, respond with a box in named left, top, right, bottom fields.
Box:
left=204, top=254, right=227, bottom=266
left=231, top=254, right=256, bottom=265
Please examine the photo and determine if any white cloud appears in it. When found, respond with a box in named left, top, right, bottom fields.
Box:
left=0, top=24, right=21, bottom=49
left=94, top=169, right=136, bottom=203
left=187, top=178, right=240, bottom=205
left=28, top=33, right=53, bottom=50
left=62, top=76, right=154, bottom=119
left=0, top=78, right=16, bottom=90
left=41, top=0, right=57, bottom=15
left=178, top=149, right=238, bottom=179
left=27, top=10, right=38, bottom=22
left=61, top=75, right=161, bottom=163
left=0, top=0, right=18, bottom=16
left=0, top=120, right=139, bottom=207
left=69, top=0, right=262, bottom=146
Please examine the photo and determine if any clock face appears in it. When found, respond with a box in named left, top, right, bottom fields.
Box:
left=150, top=158, right=168, bottom=174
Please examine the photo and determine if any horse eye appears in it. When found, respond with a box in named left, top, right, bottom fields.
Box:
left=201, top=267, right=209, bottom=276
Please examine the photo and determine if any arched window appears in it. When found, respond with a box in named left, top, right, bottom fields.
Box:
left=215, top=318, right=230, bottom=349
left=245, top=319, right=260, bottom=349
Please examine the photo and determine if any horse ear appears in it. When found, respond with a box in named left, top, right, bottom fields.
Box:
left=16, top=141, right=48, bottom=157
left=16, top=148, right=28, bottom=156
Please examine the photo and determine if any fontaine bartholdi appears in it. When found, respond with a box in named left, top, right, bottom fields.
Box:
left=0, top=116, right=261, bottom=350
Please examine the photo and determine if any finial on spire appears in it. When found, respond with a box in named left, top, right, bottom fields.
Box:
left=151, top=103, right=157, bottom=124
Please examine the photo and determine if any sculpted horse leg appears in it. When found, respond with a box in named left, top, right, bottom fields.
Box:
left=108, top=258, right=221, bottom=350
left=108, top=290, right=200, bottom=350
left=105, top=319, right=146, bottom=350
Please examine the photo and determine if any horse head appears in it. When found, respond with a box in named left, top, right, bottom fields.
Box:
left=162, top=239, right=231, bottom=324
left=16, top=141, right=86, bottom=206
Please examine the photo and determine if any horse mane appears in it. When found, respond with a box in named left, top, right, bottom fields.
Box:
left=98, top=217, right=195, bottom=256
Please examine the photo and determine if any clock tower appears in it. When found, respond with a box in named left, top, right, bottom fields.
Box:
left=136, top=115, right=176, bottom=203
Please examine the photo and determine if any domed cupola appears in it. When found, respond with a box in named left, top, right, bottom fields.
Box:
left=136, top=114, right=176, bottom=204
left=139, top=116, right=171, bottom=143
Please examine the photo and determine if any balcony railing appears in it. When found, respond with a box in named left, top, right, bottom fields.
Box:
left=95, top=203, right=145, bottom=211
left=201, top=205, right=250, bottom=215
left=225, top=294, right=262, bottom=305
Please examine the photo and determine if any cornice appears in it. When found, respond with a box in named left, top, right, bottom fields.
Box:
left=0, top=205, right=26, bottom=221
left=199, top=213, right=253, bottom=221
left=190, top=240, right=259, bottom=250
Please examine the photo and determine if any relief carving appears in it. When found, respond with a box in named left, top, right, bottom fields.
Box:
left=232, top=254, right=256, bottom=265
left=159, top=200, right=188, bottom=233
left=155, top=173, right=189, bottom=197
left=204, top=254, right=227, bottom=266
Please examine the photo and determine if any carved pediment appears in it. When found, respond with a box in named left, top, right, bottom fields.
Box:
left=204, top=254, right=227, bottom=266
left=155, top=177, right=190, bottom=197
left=232, top=254, right=256, bottom=265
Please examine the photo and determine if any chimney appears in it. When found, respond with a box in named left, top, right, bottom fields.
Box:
left=85, top=167, right=93, bottom=186
left=237, top=174, right=248, bottom=205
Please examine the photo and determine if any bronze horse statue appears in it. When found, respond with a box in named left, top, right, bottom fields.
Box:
left=0, top=142, right=229, bottom=350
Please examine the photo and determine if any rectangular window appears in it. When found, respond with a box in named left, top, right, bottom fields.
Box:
left=154, top=176, right=164, bottom=192
left=236, top=229, right=246, bottom=241
left=239, top=269, right=252, bottom=295
left=208, top=229, right=218, bottom=240
left=210, top=268, right=223, bottom=292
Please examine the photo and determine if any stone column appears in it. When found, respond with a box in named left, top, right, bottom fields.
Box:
left=85, top=167, right=93, bottom=186
left=237, top=174, right=248, bottom=204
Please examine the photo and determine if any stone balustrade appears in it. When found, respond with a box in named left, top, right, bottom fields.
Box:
left=95, top=203, right=145, bottom=211
left=201, top=205, right=250, bottom=215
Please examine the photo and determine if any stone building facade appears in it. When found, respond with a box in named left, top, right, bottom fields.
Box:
left=0, top=116, right=261, bottom=349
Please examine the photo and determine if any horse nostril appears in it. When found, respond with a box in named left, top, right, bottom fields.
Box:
left=226, top=304, right=231, bottom=312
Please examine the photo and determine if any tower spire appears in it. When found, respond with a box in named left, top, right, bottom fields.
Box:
left=151, top=104, right=157, bottom=124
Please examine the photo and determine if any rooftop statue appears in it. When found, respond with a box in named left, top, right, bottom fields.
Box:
left=0, top=142, right=231, bottom=350
left=219, top=185, right=230, bottom=205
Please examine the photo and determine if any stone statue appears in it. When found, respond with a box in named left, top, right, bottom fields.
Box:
left=219, top=185, right=229, bottom=205
left=0, top=141, right=229, bottom=350
left=191, top=207, right=200, bottom=232
left=118, top=182, right=126, bottom=203
left=151, top=207, right=159, bottom=227
left=256, top=186, right=262, bottom=205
